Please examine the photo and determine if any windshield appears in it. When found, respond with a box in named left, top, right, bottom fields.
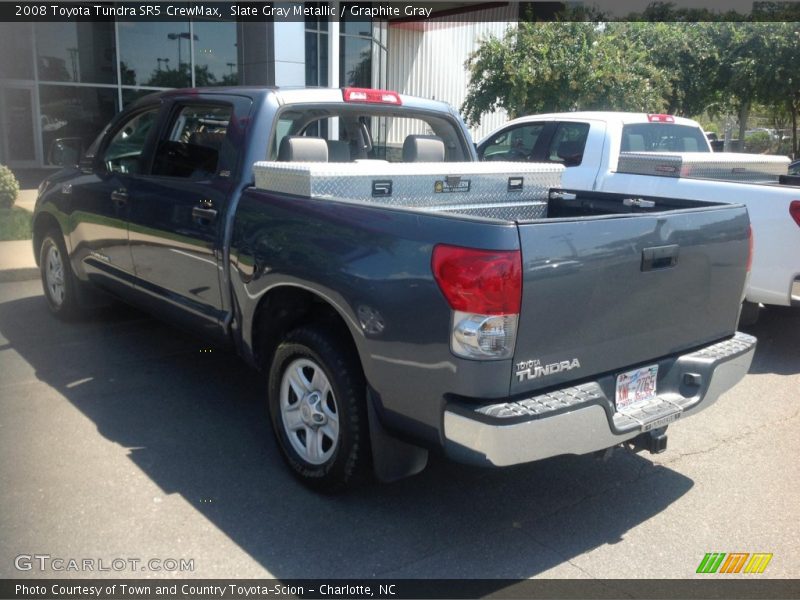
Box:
left=621, top=123, right=710, bottom=153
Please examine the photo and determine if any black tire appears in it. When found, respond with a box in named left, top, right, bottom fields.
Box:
left=738, top=300, right=761, bottom=327
left=762, top=303, right=800, bottom=316
left=267, top=325, right=371, bottom=492
left=39, top=229, right=83, bottom=320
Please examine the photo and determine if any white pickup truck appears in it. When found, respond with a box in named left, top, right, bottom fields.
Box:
left=478, top=112, right=800, bottom=314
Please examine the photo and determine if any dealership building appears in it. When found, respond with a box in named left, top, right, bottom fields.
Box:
left=0, top=2, right=524, bottom=168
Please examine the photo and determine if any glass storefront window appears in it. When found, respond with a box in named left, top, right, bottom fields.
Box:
left=339, top=5, right=387, bottom=90
left=118, top=21, right=192, bottom=88
left=0, top=23, right=35, bottom=80
left=305, top=2, right=329, bottom=32
left=122, top=88, right=163, bottom=109
left=35, top=22, right=116, bottom=84
left=39, top=85, right=118, bottom=164
left=341, top=36, right=371, bottom=88
left=1, top=87, right=36, bottom=162
left=341, top=3, right=372, bottom=37
left=305, top=31, right=328, bottom=87
left=193, top=21, right=239, bottom=86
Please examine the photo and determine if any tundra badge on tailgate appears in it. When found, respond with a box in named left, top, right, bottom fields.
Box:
left=516, top=358, right=581, bottom=382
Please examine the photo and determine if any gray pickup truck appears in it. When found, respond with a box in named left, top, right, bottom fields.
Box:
left=34, top=87, right=756, bottom=490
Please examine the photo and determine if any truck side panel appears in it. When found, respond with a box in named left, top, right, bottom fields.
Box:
left=229, top=189, right=521, bottom=445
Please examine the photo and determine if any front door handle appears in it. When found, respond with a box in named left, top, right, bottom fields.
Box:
left=110, top=188, right=128, bottom=207
left=192, top=204, right=218, bottom=224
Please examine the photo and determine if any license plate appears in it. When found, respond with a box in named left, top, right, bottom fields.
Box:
left=615, top=365, right=659, bottom=410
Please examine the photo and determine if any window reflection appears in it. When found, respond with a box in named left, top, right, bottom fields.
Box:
left=35, top=23, right=116, bottom=84
left=341, top=3, right=372, bottom=36
left=0, top=23, right=34, bottom=80
left=341, top=36, right=371, bottom=87
left=122, top=88, right=160, bottom=109
left=1, top=88, right=36, bottom=161
left=193, top=21, right=238, bottom=86
left=118, top=21, right=192, bottom=88
left=305, top=32, right=329, bottom=87
left=39, top=85, right=118, bottom=164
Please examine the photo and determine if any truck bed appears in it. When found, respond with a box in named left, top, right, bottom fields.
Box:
left=241, top=168, right=750, bottom=401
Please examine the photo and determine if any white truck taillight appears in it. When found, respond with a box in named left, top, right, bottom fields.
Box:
left=432, top=245, right=522, bottom=360
left=647, top=113, right=675, bottom=123
left=791, top=201, right=800, bottom=228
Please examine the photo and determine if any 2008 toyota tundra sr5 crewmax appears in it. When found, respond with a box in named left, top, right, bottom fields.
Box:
left=33, top=88, right=756, bottom=490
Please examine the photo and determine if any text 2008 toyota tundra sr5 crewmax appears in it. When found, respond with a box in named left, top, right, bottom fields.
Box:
left=33, top=88, right=756, bottom=490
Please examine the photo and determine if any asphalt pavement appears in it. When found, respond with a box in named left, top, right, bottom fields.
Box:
left=0, top=279, right=797, bottom=581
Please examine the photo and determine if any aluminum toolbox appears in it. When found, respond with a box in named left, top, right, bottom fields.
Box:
left=617, top=152, right=790, bottom=183
left=252, top=161, right=563, bottom=220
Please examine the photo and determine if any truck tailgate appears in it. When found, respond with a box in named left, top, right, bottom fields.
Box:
left=511, top=206, right=750, bottom=395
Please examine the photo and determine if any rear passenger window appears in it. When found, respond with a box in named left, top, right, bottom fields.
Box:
left=151, top=104, right=232, bottom=179
left=480, top=124, right=545, bottom=161
left=268, top=108, right=469, bottom=162
left=621, top=123, right=710, bottom=152
left=546, top=122, right=590, bottom=167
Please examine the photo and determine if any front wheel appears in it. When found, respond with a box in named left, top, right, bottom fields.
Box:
left=267, top=325, right=371, bottom=491
left=39, top=230, right=82, bottom=319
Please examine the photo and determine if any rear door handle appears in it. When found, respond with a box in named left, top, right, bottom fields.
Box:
left=110, top=188, right=128, bottom=207
left=642, top=244, right=679, bottom=271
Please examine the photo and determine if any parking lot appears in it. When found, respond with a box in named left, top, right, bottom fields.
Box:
left=0, top=279, right=798, bottom=581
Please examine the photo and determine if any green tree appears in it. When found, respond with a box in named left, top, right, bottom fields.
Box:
left=462, top=22, right=669, bottom=126
left=580, top=27, right=669, bottom=113
left=462, top=22, right=595, bottom=125
left=758, top=22, right=800, bottom=156
left=714, top=22, right=773, bottom=142
left=614, top=22, right=723, bottom=117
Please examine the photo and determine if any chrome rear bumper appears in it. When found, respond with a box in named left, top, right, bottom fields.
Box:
left=444, top=333, right=756, bottom=467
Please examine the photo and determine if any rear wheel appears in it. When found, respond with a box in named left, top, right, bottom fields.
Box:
left=267, top=325, right=370, bottom=491
left=39, top=230, right=82, bottom=319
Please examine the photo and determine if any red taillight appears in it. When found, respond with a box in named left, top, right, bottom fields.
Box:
left=342, top=87, right=402, bottom=105
left=647, top=114, right=675, bottom=123
left=791, top=200, right=800, bottom=228
left=432, top=245, right=522, bottom=315
left=747, top=225, right=754, bottom=272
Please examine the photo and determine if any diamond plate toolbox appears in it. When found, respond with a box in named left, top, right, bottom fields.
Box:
left=617, top=151, right=789, bottom=183
left=252, top=161, right=563, bottom=218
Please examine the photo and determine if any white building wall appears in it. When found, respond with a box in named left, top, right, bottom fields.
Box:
left=386, top=5, right=517, bottom=144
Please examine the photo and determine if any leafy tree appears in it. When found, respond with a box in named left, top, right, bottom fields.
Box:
left=462, top=22, right=595, bottom=124
left=713, top=22, right=774, bottom=142
left=758, top=22, right=800, bottom=156
left=613, top=22, right=723, bottom=117
left=580, top=27, right=669, bottom=113
left=462, top=22, right=668, bottom=126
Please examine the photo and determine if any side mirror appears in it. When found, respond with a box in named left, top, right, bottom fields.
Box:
left=48, top=137, right=84, bottom=167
